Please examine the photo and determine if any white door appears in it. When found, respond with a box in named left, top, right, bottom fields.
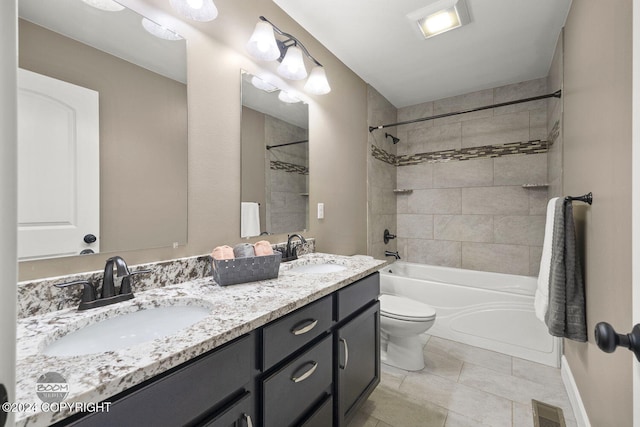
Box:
left=17, top=68, right=100, bottom=260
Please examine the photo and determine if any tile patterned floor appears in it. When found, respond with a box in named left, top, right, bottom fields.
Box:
left=349, top=336, right=577, bottom=427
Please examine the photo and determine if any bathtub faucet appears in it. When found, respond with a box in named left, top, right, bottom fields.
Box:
left=384, top=250, right=401, bottom=260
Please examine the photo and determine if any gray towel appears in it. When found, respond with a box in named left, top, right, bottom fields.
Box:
left=233, top=243, right=255, bottom=258
left=545, top=200, right=587, bottom=342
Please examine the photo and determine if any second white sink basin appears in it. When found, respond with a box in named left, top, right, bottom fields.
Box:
left=42, top=305, right=211, bottom=357
left=288, top=263, right=347, bottom=274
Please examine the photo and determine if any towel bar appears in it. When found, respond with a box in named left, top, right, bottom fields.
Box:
left=565, top=192, right=592, bottom=205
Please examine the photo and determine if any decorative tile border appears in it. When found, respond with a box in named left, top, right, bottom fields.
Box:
left=371, top=139, right=548, bottom=167
left=548, top=120, right=560, bottom=146
left=371, top=144, right=397, bottom=165
left=271, top=160, right=309, bottom=175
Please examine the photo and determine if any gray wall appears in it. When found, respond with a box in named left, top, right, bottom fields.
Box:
left=240, top=106, right=267, bottom=232
left=394, top=79, right=549, bottom=275
left=563, top=0, right=633, bottom=424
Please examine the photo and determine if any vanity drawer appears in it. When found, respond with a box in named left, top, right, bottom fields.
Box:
left=262, top=335, right=332, bottom=427
left=336, top=273, right=380, bottom=322
left=300, top=394, right=333, bottom=427
left=63, top=334, right=253, bottom=427
left=261, top=296, right=333, bottom=370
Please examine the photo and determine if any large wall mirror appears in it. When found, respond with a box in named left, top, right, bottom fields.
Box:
left=240, top=71, right=309, bottom=238
left=18, top=0, right=188, bottom=261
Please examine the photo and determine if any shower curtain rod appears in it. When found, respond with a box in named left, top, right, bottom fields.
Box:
left=369, top=90, right=562, bottom=132
left=266, top=139, right=309, bottom=150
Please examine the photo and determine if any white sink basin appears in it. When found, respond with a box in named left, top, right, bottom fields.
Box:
left=42, top=305, right=211, bottom=357
left=288, top=263, right=347, bottom=274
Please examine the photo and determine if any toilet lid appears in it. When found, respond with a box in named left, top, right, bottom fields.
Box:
left=379, top=294, right=436, bottom=321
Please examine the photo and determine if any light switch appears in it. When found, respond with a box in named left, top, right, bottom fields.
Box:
left=317, top=203, right=324, bottom=219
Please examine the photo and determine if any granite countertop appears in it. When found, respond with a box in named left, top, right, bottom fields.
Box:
left=14, top=253, right=386, bottom=426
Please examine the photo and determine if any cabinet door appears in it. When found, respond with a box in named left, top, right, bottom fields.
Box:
left=201, top=390, right=254, bottom=427
left=336, top=301, right=380, bottom=426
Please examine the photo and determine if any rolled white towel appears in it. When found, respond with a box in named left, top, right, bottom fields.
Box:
left=535, top=197, right=559, bottom=322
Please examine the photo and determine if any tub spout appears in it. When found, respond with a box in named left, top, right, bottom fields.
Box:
left=385, top=250, right=401, bottom=260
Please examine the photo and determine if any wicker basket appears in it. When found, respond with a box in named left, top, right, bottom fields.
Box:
left=211, top=252, right=282, bottom=286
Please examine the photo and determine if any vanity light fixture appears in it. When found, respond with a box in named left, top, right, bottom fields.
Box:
left=250, top=75, right=278, bottom=92
left=81, top=0, right=125, bottom=12
left=141, top=18, right=183, bottom=41
left=169, top=0, right=218, bottom=22
left=246, top=16, right=331, bottom=95
left=407, top=0, right=471, bottom=39
left=278, top=90, right=302, bottom=104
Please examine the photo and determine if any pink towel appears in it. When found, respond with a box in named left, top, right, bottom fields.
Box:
left=211, top=245, right=235, bottom=260
left=254, top=240, right=274, bottom=256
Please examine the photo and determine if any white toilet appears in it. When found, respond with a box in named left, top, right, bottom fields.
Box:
left=379, top=294, right=436, bottom=371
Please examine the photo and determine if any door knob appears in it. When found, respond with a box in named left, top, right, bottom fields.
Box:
left=595, top=322, right=640, bottom=362
left=83, top=234, right=97, bottom=244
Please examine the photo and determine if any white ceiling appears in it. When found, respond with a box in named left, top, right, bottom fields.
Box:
left=273, top=0, right=572, bottom=108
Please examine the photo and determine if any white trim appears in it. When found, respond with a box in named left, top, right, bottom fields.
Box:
left=561, top=355, right=591, bottom=427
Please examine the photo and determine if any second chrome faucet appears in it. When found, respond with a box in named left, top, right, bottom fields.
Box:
left=55, top=256, right=151, bottom=311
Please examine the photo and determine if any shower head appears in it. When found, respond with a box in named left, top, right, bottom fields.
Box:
left=385, top=132, right=400, bottom=144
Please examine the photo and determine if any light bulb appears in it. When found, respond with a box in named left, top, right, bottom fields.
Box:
left=246, top=21, right=280, bottom=61
left=278, top=90, right=301, bottom=103
left=187, top=0, right=203, bottom=9
left=304, top=66, right=331, bottom=95
left=169, top=0, right=218, bottom=22
left=277, top=46, right=307, bottom=80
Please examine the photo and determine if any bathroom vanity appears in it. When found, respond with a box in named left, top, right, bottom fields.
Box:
left=15, top=253, right=384, bottom=427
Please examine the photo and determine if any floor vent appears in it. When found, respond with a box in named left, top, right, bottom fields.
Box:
left=532, top=399, right=566, bottom=427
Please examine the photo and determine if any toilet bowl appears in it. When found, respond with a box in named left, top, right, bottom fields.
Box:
left=379, top=294, right=436, bottom=371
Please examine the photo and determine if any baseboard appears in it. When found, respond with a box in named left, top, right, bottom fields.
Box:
left=561, top=355, right=591, bottom=427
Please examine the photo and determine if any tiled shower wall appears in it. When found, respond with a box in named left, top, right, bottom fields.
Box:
left=372, top=78, right=551, bottom=276
left=367, top=86, right=397, bottom=258
left=265, top=115, right=309, bottom=234
left=547, top=31, right=563, bottom=199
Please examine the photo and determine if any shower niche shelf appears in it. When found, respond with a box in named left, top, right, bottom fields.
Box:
left=392, top=189, right=413, bottom=195
left=522, top=184, right=549, bottom=188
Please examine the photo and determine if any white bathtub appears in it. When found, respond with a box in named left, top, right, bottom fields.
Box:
left=379, top=262, right=561, bottom=367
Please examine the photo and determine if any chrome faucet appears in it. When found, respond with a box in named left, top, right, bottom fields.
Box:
left=55, top=256, right=151, bottom=311
left=285, top=234, right=307, bottom=260
left=384, top=250, right=401, bottom=260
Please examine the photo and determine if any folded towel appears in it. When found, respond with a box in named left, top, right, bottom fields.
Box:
left=254, top=240, right=274, bottom=256
left=233, top=243, right=255, bottom=258
left=535, top=197, right=560, bottom=322
left=545, top=200, right=587, bottom=342
left=211, top=245, right=234, bottom=261
left=241, top=202, right=260, bottom=238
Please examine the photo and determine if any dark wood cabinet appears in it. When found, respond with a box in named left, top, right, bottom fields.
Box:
left=59, top=333, right=255, bottom=427
left=56, top=272, right=381, bottom=427
left=335, top=302, right=380, bottom=426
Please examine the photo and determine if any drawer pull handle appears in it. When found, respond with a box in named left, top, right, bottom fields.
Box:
left=291, top=319, right=318, bottom=335
left=339, top=338, right=349, bottom=369
left=291, top=361, right=318, bottom=383
left=242, top=413, right=253, bottom=427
